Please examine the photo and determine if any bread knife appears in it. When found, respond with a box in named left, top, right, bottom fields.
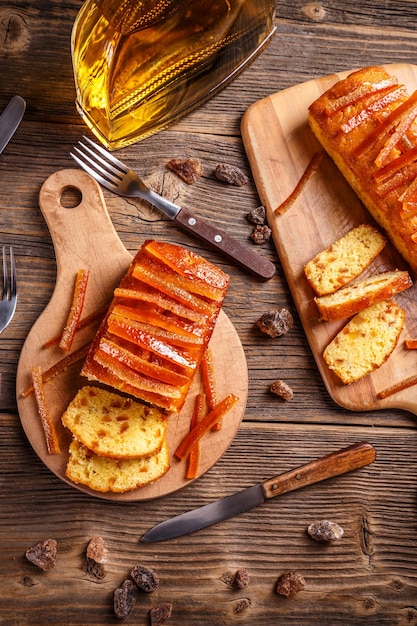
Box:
left=140, top=441, right=376, bottom=542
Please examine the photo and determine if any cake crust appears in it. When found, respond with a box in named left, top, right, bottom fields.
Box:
left=308, top=66, right=417, bottom=275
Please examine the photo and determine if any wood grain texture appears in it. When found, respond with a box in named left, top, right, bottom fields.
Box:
left=1, top=0, right=417, bottom=623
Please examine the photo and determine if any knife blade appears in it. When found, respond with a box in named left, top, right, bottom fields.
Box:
left=0, top=96, right=26, bottom=154
left=141, top=441, right=376, bottom=542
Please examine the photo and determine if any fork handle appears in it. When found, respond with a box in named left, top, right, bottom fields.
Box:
left=175, top=208, right=276, bottom=280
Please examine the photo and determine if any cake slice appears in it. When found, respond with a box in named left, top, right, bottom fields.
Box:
left=65, top=439, right=170, bottom=493
left=62, top=386, right=167, bottom=459
left=315, top=269, right=412, bottom=321
left=304, top=224, right=386, bottom=296
left=81, top=240, right=229, bottom=413
left=308, top=66, right=417, bottom=275
left=323, top=300, right=405, bottom=384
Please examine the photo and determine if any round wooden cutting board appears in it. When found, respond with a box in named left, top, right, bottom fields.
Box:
left=16, top=169, right=248, bottom=501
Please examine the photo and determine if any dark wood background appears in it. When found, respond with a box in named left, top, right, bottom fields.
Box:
left=0, top=1, right=416, bottom=624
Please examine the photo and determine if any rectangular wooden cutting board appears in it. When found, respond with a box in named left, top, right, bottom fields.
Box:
left=242, top=63, right=417, bottom=417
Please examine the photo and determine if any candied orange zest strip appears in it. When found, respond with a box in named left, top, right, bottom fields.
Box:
left=324, top=77, right=398, bottom=116
left=377, top=374, right=417, bottom=399
left=405, top=339, right=417, bottom=349
left=43, top=303, right=108, bottom=349
left=175, top=393, right=239, bottom=460
left=98, top=337, right=190, bottom=387
left=201, top=348, right=217, bottom=411
left=186, top=392, right=205, bottom=479
left=354, top=90, right=417, bottom=161
left=201, top=347, right=222, bottom=431
left=59, top=269, right=90, bottom=351
left=107, top=313, right=197, bottom=371
left=340, top=86, right=406, bottom=133
left=31, top=365, right=60, bottom=455
left=275, top=152, right=324, bottom=216
left=21, top=342, right=91, bottom=397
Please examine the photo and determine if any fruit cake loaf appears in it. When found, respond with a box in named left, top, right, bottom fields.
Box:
left=66, top=438, right=170, bottom=493
left=62, top=386, right=167, bottom=459
left=323, top=300, right=405, bottom=384
left=304, top=223, right=386, bottom=296
left=81, top=240, right=230, bottom=413
left=308, top=66, right=417, bottom=275
left=315, top=269, right=412, bottom=321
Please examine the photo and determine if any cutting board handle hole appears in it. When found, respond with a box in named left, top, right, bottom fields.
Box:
left=60, top=186, right=82, bottom=209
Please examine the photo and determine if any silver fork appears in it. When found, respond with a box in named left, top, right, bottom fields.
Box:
left=70, top=136, right=275, bottom=280
left=0, top=246, right=17, bottom=334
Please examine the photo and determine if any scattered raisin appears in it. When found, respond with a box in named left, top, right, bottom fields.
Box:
left=131, top=564, right=159, bottom=593
left=86, top=535, right=108, bottom=563
left=257, top=308, right=293, bottom=338
left=86, top=558, right=106, bottom=581
left=276, top=570, right=306, bottom=597
left=86, top=535, right=108, bottom=580
left=270, top=379, right=294, bottom=401
left=114, top=579, right=138, bottom=619
left=167, top=157, right=203, bottom=184
left=150, top=602, right=173, bottom=625
left=307, top=520, right=344, bottom=542
left=250, top=224, right=272, bottom=244
left=233, top=598, right=251, bottom=614
left=247, top=206, right=266, bottom=225
left=215, top=163, right=248, bottom=186
left=233, top=568, right=250, bottom=589
left=25, top=539, right=57, bottom=571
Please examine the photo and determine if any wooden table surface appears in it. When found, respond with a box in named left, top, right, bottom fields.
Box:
left=1, top=1, right=417, bottom=624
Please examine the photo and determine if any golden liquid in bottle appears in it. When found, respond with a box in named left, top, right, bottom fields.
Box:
left=71, top=0, right=276, bottom=149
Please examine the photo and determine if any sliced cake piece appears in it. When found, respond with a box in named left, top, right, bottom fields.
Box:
left=304, top=224, right=386, bottom=297
left=323, top=300, right=405, bottom=384
left=62, top=386, right=167, bottom=459
left=81, top=240, right=229, bottom=413
left=315, top=269, right=412, bottom=321
left=65, top=439, right=170, bottom=493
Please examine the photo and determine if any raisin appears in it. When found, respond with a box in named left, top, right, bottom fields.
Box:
left=167, top=157, right=203, bottom=184
left=276, top=570, right=306, bottom=597
left=257, top=308, right=293, bottom=338
left=114, top=579, right=138, bottom=619
left=131, top=564, right=159, bottom=592
left=215, top=163, right=248, bottom=186
left=250, top=224, right=272, bottom=244
left=86, top=558, right=106, bottom=581
left=233, top=568, right=250, bottom=589
left=270, top=379, right=294, bottom=401
left=307, top=520, right=344, bottom=542
left=247, top=205, right=266, bottom=225
left=150, top=602, right=173, bottom=625
left=25, top=539, right=57, bottom=571
left=86, top=535, right=108, bottom=578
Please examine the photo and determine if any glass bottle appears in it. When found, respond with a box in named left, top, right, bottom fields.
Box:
left=71, top=0, right=276, bottom=150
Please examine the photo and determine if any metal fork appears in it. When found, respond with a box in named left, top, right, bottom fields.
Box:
left=70, top=136, right=276, bottom=280
left=0, top=246, right=17, bottom=334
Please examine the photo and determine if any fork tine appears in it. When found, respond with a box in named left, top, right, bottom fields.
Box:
left=72, top=145, right=122, bottom=185
left=82, top=135, right=129, bottom=172
left=9, top=246, right=16, bottom=298
left=2, top=247, right=7, bottom=298
left=70, top=150, right=120, bottom=194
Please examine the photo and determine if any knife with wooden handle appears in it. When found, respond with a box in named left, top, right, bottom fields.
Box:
left=141, top=441, right=376, bottom=542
